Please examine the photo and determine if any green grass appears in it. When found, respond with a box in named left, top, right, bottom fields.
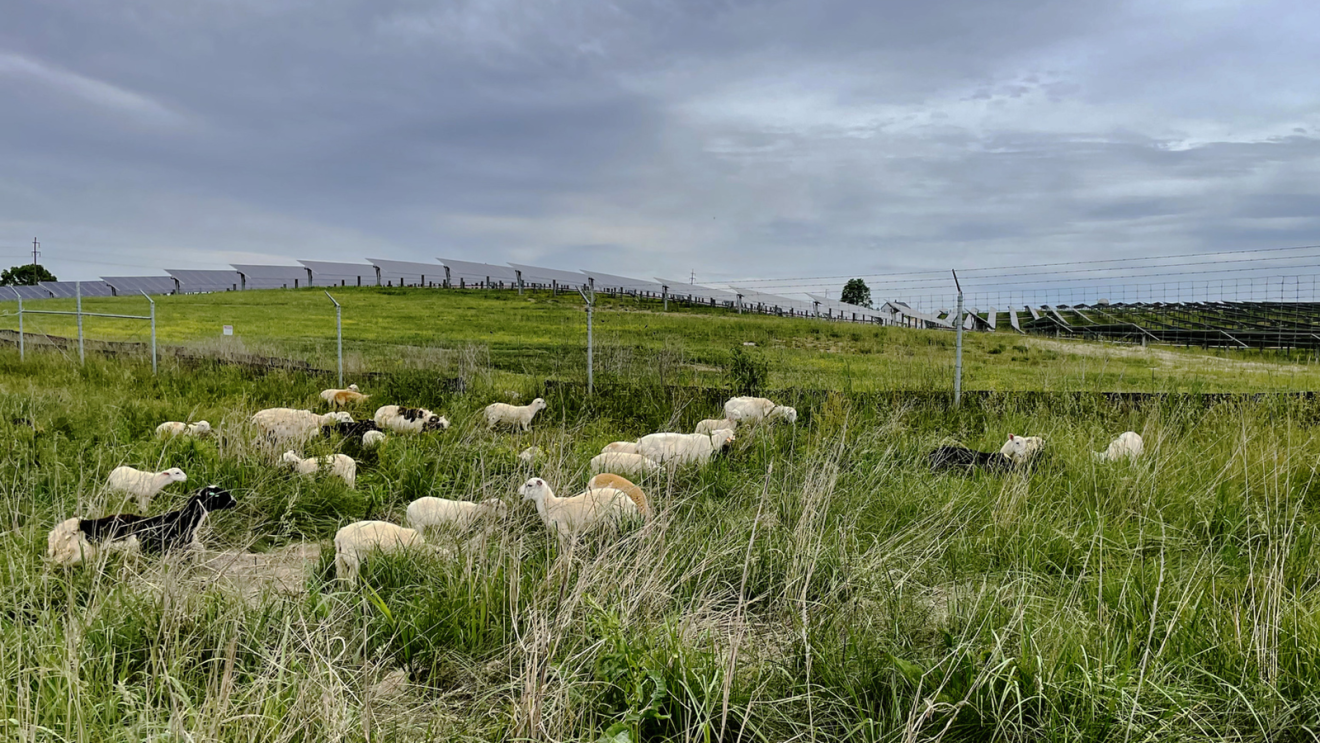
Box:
left=3, top=347, right=1320, bottom=741
left=4, top=286, right=1320, bottom=391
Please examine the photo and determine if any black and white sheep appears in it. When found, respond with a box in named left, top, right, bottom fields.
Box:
left=373, top=405, right=450, bottom=434
left=46, top=485, right=237, bottom=566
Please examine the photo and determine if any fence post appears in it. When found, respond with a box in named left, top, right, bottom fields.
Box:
left=12, top=288, right=22, bottom=362
left=325, top=291, right=343, bottom=388
left=662, top=284, right=668, bottom=311
left=578, top=285, right=595, bottom=395
left=141, top=291, right=157, bottom=374
left=76, top=281, right=85, bottom=365
left=952, top=270, right=964, bottom=406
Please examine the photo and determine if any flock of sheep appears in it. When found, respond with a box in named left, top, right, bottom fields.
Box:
left=43, top=387, right=798, bottom=582
left=44, top=384, right=1141, bottom=583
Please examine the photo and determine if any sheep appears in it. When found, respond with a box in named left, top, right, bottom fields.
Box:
left=517, top=477, right=639, bottom=548
left=484, top=398, right=547, bottom=431
left=590, top=452, right=661, bottom=478
left=723, top=396, right=798, bottom=424
left=1095, top=431, right=1143, bottom=462
left=252, top=408, right=353, bottom=445
left=519, top=446, right=542, bottom=464
left=373, top=405, right=450, bottom=434
left=587, top=473, right=650, bottom=520
left=333, top=520, right=428, bottom=583
left=405, top=497, right=508, bottom=533
left=321, top=384, right=370, bottom=407
left=694, top=418, right=738, bottom=435
left=1000, top=434, right=1045, bottom=466
left=106, top=466, right=188, bottom=510
left=601, top=441, right=640, bottom=455
left=47, top=485, right=237, bottom=567
left=636, top=429, right=736, bottom=467
left=280, top=451, right=357, bottom=489
left=155, top=420, right=211, bottom=438
left=362, top=430, right=387, bottom=448
left=322, top=419, right=380, bottom=439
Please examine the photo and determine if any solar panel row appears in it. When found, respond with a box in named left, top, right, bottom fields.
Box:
left=102, top=276, right=178, bottom=295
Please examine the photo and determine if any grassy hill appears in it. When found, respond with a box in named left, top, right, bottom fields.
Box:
left=3, top=286, right=1319, bottom=391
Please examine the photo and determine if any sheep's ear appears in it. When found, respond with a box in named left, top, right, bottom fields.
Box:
left=1008, top=433, right=1016, bottom=440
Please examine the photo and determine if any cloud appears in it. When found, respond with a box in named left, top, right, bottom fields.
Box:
left=0, top=52, right=183, bottom=126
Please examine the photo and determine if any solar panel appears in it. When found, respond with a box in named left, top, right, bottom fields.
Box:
left=102, top=276, right=177, bottom=295
left=230, top=264, right=310, bottom=290
left=728, top=286, right=813, bottom=314
left=581, top=270, right=664, bottom=295
left=5, top=285, right=50, bottom=300
left=40, top=281, right=115, bottom=298
left=298, top=260, right=377, bottom=287
left=507, top=263, right=587, bottom=289
left=367, top=258, right=443, bottom=287
left=438, top=258, right=519, bottom=287
left=166, top=269, right=243, bottom=293
left=653, top=278, right=739, bottom=304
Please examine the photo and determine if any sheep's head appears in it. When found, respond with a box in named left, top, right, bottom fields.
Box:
left=161, top=467, right=188, bottom=483
left=1000, top=434, right=1045, bottom=464
left=424, top=415, right=450, bottom=432
left=280, top=451, right=302, bottom=466
left=531, top=398, right=547, bottom=412
left=362, top=430, right=386, bottom=448
left=770, top=406, right=798, bottom=423
left=196, top=485, right=237, bottom=511
left=190, top=421, right=212, bottom=435
left=711, top=429, right=736, bottom=450
left=328, top=411, right=354, bottom=424
left=519, top=477, right=551, bottom=502
left=348, top=384, right=360, bottom=392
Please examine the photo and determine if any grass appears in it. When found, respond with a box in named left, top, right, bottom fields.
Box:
left=3, top=286, right=1320, bottom=391
left=3, top=346, right=1320, bottom=742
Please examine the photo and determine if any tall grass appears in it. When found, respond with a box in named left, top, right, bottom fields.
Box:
left=4, top=350, right=1320, bottom=741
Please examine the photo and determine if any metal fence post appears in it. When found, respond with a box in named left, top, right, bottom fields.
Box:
left=578, top=285, right=595, bottom=394
left=12, top=288, right=22, bottom=362
left=952, top=270, right=964, bottom=406
left=141, top=291, right=157, bottom=374
left=76, top=281, right=85, bottom=365
left=325, top=291, right=343, bottom=388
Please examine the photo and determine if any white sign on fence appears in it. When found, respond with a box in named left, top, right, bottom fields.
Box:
left=222, top=325, right=233, bottom=336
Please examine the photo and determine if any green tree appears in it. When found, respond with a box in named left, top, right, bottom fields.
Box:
left=1, top=264, right=56, bottom=286
left=840, top=278, right=872, bottom=308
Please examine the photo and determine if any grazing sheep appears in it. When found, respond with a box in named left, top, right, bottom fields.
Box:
left=518, top=446, right=542, bottom=464
left=322, top=419, right=380, bottom=439
left=1000, top=434, right=1045, bottom=466
left=155, top=420, right=211, bottom=438
left=47, top=485, right=237, bottom=567
left=106, top=466, right=188, bottom=510
left=280, top=451, right=357, bottom=489
left=723, top=397, right=798, bottom=424
left=321, top=384, right=370, bottom=407
left=601, top=441, right=640, bottom=455
left=333, top=520, right=427, bottom=583
left=373, top=405, right=450, bottom=434
left=928, top=445, right=1012, bottom=473
left=484, top=398, right=547, bottom=431
left=252, top=408, right=353, bottom=445
left=636, top=429, right=736, bottom=466
left=405, top=497, right=507, bottom=533
left=694, top=418, right=738, bottom=435
left=362, top=430, right=387, bottom=448
left=518, top=477, right=639, bottom=548
left=587, top=473, right=650, bottom=519
left=1095, top=431, right=1143, bottom=462
left=589, top=452, right=661, bottom=478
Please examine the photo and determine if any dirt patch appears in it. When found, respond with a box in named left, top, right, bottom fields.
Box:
left=1025, top=337, right=1294, bottom=373
left=196, top=543, right=323, bottom=603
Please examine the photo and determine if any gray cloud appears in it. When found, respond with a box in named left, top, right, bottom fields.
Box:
left=2, top=0, right=1319, bottom=301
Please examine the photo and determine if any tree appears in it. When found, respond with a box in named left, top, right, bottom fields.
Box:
left=840, top=278, right=872, bottom=308
left=1, top=264, right=56, bottom=286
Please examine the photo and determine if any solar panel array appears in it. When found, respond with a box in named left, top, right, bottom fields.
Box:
left=367, top=258, right=443, bottom=288
left=508, top=263, right=587, bottom=289
left=103, top=276, right=178, bottom=295
left=40, top=281, right=116, bottom=298
left=299, top=261, right=376, bottom=287
left=167, top=269, right=242, bottom=294
left=438, top=258, right=519, bottom=287
left=583, top=270, right=665, bottom=295
left=231, top=264, right=309, bottom=290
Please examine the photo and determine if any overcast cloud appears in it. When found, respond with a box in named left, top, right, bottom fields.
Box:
left=2, top=0, right=1319, bottom=296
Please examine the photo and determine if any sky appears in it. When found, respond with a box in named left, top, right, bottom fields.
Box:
left=3, top=0, right=1320, bottom=300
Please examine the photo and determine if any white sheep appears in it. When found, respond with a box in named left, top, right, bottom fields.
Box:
left=362, top=430, right=387, bottom=448
left=106, top=466, right=188, bottom=510
left=1095, top=431, right=1143, bottom=462
left=484, top=398, right=547, bottom=431
left=636, top=429, right=736, bottom=467
left=694, top=418, right=738, bottom=435
left=517, top=477, right=639, bottom=548
left=373, top=405, right=450, bottom=434
left=280, top=451, right=357, bottom=489
left=586, top=473, right=650, bottom=520
left=1000, top=434, right=1045, bottom=466
left=321, top=384, right=370, bottom=407
left=601, top=441, right=640, bottom=455
left=252, top=408, right=353, bottom=445
left=723, top=397, right=798, bottom=424
left=333, top=520, right=428, bottom=583
left=405, top=497, right=508, bottom=533
left=589, top=452, right=661, bottom=478
left=47, top=517, right=140, bottom=566
left=155, top=420, right=212, bottom=438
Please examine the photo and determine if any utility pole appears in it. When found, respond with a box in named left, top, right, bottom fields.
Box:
left=690, top=270, right=695, bottom=284
left=32, top=238, right=40, bottom=266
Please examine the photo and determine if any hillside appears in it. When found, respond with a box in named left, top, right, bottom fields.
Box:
left=3, top=286, right=1319, bottom=391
